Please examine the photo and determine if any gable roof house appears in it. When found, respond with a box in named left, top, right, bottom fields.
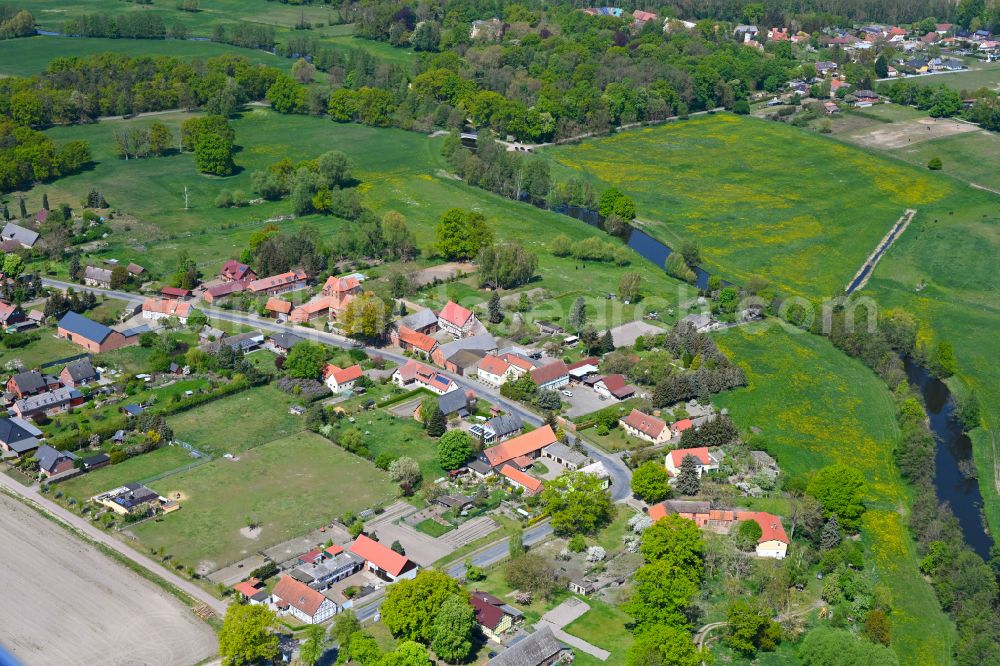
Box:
left=469, top=590, right=523, bottom=642
left=437, top=301, right=478, bottom=338
left=392, top=359, right=458, bottom=395
left=290, top=296, right=334, bottom=324
left=35, top=444, right=78, bottom=478
left=321, top=276, right=362, bottom=307
left=393, top=326, right=439, bottom=357
left=499, top=464, right=544, bottom=494
left=289, top=549, right=364, bottom=589
left=247, top=270, right=309, bottom=296
left=265, top=332, right=305, bottom=355
left=83, top=266, right=113, bottom=289
left=619, top=409, right=669, bottom=445
left=160, top=287, right=191, bottom=300
left=648, top=502, right=789, bottom=559
left=1, top=222, right=39, bottom=249
left=59, top=358, right=99, bottom=388
left=482, top=413, right=524, bottom=443
left=271, top=575, right=337, bottom=624
left=542, top=442, right=588, bottom=471
left=324, top=364, right=363, bottom=393
left=265, top=297, right=293, bottom=320
left=349, top=534, right=418, bottom=581
left=483, top=425, right=558, bottom=468
left=398, top=308, right=439, bottom=334
left=530, top=360, right=570, bottom=390
left=142, top=298, right=192, bottom=324
left=0, top=417, right=43, bottom=456
left=487, top=626, right=570, bottom=666
left=438, top=388, right=476, bottom=418
left=665, top=446, right=720, bottom=477
left=594, top=374, right=635, bottom=400
left=202, top=281, right=246, bottom=303
left=219, top=259, right=257, bottom=283
left=233, top=578, right=269, bottom=605
left=0, top=301, right=26, bottom=330
left=6, top=370, right=53, bottom=399
left=478, top=354, right=514, bottom=388
left=13, top=386, right=84, bottom=419
left=57, top=311, right=139, bottom=354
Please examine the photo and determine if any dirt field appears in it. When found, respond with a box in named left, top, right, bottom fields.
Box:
left=411, top=261, right=475, bottom=286
left=845, top=116, right=980, bottom=149
left=0, top=493, right=217, bottom=666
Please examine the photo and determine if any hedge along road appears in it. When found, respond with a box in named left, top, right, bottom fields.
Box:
left=41, top=279, right=633, bottom=500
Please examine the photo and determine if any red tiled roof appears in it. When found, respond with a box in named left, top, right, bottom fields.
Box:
left=300, top=549, right=323, bottom=564
left=499, top=464, right=543, bottom=493
left=160, top=287, right=190, bottom=298
left=248, top=270, right=308, bottom=293
left=648, top=503, right=667, bottom=521
left=567, top=357, right=599, bottom=371
left=398, top=326, right=438, bottom=353
left=484, top=426, right=557, bottom=467
left=632, top=9, right=657, bottom=21
left=273, top=575, right=328, bottom=616
left=292, top=297, right=334, bottom=316
left=673, top=418, right=693, bottom=432
left=204, top=281, right=245, bottom=298
left=325, top=544, right=344, bottom=556
left=530, top=360, right=569, bottom=386
left=232, top=577, right=262, bottom=597
left=323, top=275, right=361, bottom=293
left=470, top=594, right=506, bottom=629
left=504, top=354, right=535, bottom=372
left=266, top=297, right=292, bottom=314
left=621, top=409, right=666, bottom=439
left=737, top=511, right=790, bottom=544
left=599, top=374, right=627, bottom=392
left=439, top=301, right=473, bottom=328
left=349, top=534, right=412, bottom=576
left=324, top=364, right=363, bottom=385
left=669, top=446, right=711, bottom=468
left=142, top=298, right=192, bottom=318
left=220, top=259, right=255, bottom=281
left=479, top=354, right=511, bottom=376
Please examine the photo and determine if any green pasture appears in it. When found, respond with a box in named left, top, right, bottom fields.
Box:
left=564, top=598, right=633, bottom=666
left=130, top=431, right=396, bottom=570
left=712, top=323, right=954, bottom=664
left=889, top=130, right=1000, bottom=192
left=166, top=382, right=303, bottom=454
left=542, top=113, right=954, bottom=298
left=325, top=407, right=446, bottom=479
left=58, top=444, right=198, bottom=502
left=899, top=61, right=1000, bottom=93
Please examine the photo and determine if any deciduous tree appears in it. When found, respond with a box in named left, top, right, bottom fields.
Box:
left=541, top=471, right=613, bottom=535
left=437, top=430, right=473, bottom=470
left=380, top=570, right=463, bottom=643
left=630, top=461, right=671, bottom=503
left=431, top=595, right=476, bottom=663
left=218, top=603, right=279, bottom=666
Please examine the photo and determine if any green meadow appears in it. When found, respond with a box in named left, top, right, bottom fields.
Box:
left=901, top=61, right=1000, bottom=92
left=543, top=113, right=952, bottom=298
left=713, top=323, right=955, bottom=665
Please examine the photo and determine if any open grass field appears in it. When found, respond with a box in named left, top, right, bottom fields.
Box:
left=1, top=327, right=81, bottom=370
left=326, top=408, right=446, bottom=479
left=130, top=431, right=397, bottom=571
left=542, top=113, right=953, bottom=298
left=0, top=35, right=293, bottom=78
left=712, top=323, right=955, bottom=664
left=26, top=108, right=693, bottom=318
left=166, top=383, right=303, bottom=455
left=896, top=61, right=1000, bottom=93
left=564, top=598, right=633, bottom=666
left=57, top=444, right=199, bottom=503
left=888, top=130, right=1000, bottom=192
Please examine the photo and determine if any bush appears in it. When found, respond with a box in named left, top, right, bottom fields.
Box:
left=927, top=157, right=942, bottom=170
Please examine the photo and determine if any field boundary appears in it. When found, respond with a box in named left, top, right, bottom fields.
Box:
left=845, top=208, right=916, bottom=294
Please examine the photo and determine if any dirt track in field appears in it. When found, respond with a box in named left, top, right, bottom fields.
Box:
left=0, top=493, right=217, bottom=666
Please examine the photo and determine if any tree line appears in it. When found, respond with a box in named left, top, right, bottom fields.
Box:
left=0, top=4, right=34, bottom=39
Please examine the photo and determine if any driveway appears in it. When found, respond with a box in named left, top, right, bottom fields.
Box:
left=608, top=320, right=664, bottom=348
left=562, top=386, right=611, bottom=419
left=537, top=598, right=610, bottom=661
left=366, top=501, right=455, bottom=566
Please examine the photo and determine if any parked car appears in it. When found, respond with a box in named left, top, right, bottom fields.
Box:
left=562, top=390, right=573, bottom=397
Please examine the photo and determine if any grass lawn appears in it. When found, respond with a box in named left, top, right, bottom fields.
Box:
left=542, top=113, right=952, bottom=298
left=899, top=61, right=1000, bottom=92
left=469, top=566, right=569, bottom=625
left=563, top=597, right=633, bottom=666
left=712, top=322, right=955, bottom=664
left=131, top=431, right=397, bottom=570
left=414, top=518, right=453, bottom=537
left=58, top=444, right=198, bottom=503
left=592, top=504, right=635, bottom=554
left=2, top=327, right=81, bottom=370
left=325, top=408, right=445, bottom=479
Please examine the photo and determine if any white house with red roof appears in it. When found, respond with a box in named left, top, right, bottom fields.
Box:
left=392, top=359, right=458, bottom=395
left=349, top=534, right=418, bottom=581
left=620, top=409, right=669, bottom=445
left=530, top=360, right=570, bottom=390
left=271, top=575, right=337, bottom=624
left=672, top=418, right=693, bottom=438
left=665, top=446, right=719, bottom=477
left=324, top=364, right=363, bottom=392
left=142, top=298, right=192, bottom=325
left=478, top=354, right=513, bottom=387
left=438, top=301, right=478, bottom=338
left=499, top=464, right=544, bottom=495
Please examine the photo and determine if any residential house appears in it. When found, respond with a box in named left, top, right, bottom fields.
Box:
left=649, top=502, right=789, bottom=558
left=594, top=374, right=635, bottom=400
left=499, top=464, right=544, bottom=495
left=219, top=259, right=257, bottom=283
left=579, top=460, right=611, bottom=489
left=265, top=297, right=293, bottom=321
left=437, top=301, right=478, bottom=338
left=481, top=413, right=523, bottom=443
left=438, top=389, right=476, bottom=418
left=127, top=263, right=145, bottom=277
left=0, top=302, right=25, bottom=330
left=478, top=354, right=514, bottom=388
left=13, top=386, right=84, bottom=419
left=247, top=270, right=309, bottom=296
left=672, top=418, right=693, bottom=437
left=814, top=60, right=838, bottom=75
left=768, top=27, right=789, bottom=41
left=619, top=408, right=669, bottom=445
left=6, top=370, right=55, bottom=399
left=469, top=590, right=523, bottom=642
left=58, top=311, right=139, bottom=353
left=83, top=266, right=113, bottom=289
left=324, top=364, right=363, bottom=393
left=921, top=31, right=940, bottom=44
left=290, top=297, right=334, bottom=324
left=665, top=446, right=719, bottom=477
left=487, top=626, right=570, bottom=666
left=200, top=331, right=264, bottom=355
left=823, top=101, right=840, bottom=114
left=936, top=23, right=953, bottom=34
left=59, top=358, right=98, bottom=388
left=142, top=298, right=192, bottom=324
left=160, top=287, right=191, bottom=300
left=202, top=281, right=245, bottom=303
left=233, top=578, right=269, bottom=605
left=321, top=276, right=362, bottom=306
left=0, top=417, right=43, bottom=456
left=398, top=309, right=438, bottom=335
left=733, top=24, right=758, bottom=42
left=853, top=89, right=880, bottom=107
left=349, top=534, right=418, bottom=582
left=483, top=425, right=557, bottom=468
left=1, top=222, right=39, bottom=249
left=535, top=321, right=564, bottom=336
left=93, top=483, right=175, bottom=516
left=265, top=332, right=304, bottom=355
left=392, top=359, right=458, bottom=395
left=271, top=575, right=337, bottom=624
left=394, top=326, right=439, bottom=357
left=631, top=9, right=657, bottom=24
left=530, top=360, right=570, bottom=391
left=542, top=442, right=588, bottom=471
left=35, top=444, right=78, bottom=478
left=26, top=309, right=44, bottom=326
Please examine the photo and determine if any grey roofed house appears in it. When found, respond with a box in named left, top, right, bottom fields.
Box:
left=0, top=416, right=43, bottom=455
left=485, top=413, right=523, bottom=439
left=110, top=483, right=160, bottom=511
left=268, top=332, right=305, bottom=351
left=437, top=332, right=497, bottom=360
left=15, top=387, right=80, bottom=416
left=439, top=389, right=474, bottom=417
left=83, top=265, right=113, bottom=284
left=35, top=444, right=77, bottom=474
left=62, top=358, right=98, bottom=385
left=1, top=222, right=40, bottom=248
left=680, top=313, right=714, bottom=332
left=435, top=494, right=473, bottom=510
left=9, top=370, right=47, bottom=395
left=488, top=626, right=569, bottom=666
left=399, top=308, right=439, bottom=331
left=122, top=404, right=145, bottom=416
left=543, top=442, right=589, bottom=469
left=200, top=324, right=224, bottom=340
left=201, top=331, right=264, bottom=354
left=467, top=458, right=495, bottom=476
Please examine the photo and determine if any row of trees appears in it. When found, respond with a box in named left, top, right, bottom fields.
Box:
left=62, top=12, right=166, bottom=39
left=0, top=119, right=90, bottom=193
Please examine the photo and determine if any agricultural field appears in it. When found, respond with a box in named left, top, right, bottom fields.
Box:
left=542, top=113, right=952, bottom=298
left=166, top=382, right=304, bottom=455
left=712, top=323, right=955, bottom=663
left=130, top=431, right=397, bottom=572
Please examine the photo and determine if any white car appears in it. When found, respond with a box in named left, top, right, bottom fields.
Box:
left=562, top=390, right=574, bottom=397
